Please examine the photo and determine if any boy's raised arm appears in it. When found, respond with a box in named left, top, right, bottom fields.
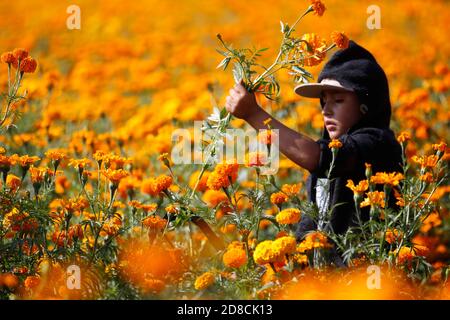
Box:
left=225, top=81, right=321, bottom=172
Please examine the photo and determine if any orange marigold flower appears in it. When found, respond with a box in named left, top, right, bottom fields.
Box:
left=411, top=154, right=439, bottom=169
left=194, top=271, right=215, bottom=290
left=397, top=131, right=411, bottom=143
left=276, top=208, right=301, bottom=224
left=300, top=33, right=327, bottom=67
left=6, top=174, right=21, bottom=191
left=165, top=204, right=178, bottom=214
left=370, top=172, right=404, bottom=187
left=202, top=189, right=229, bottom=208
left=20, top=57, right=37, bottom=73
left=419, top=172, right=434, bottom=183
left=17, top=155, right=40, bottom=168
left=310, top=0, right=326, bottom=16
left=270, top=191, right=288, bottom=205
left=346, top=179, right=369, bottom=196
left=141, top=175, right=173, bottom=196
left=223, top=247, right=248, bottom=268
left=328, top=139, right=343, bottom=149
left=188, top=170, right=210, bottom=192
left=1, top=52, right=17, bottom=64
left=331, top=31, right=349, bottom=49
left=28, top=166, right=47, bottom=184
left=24, top=275, right=40, bottom=289
left=385, top=229, right=403, bottom=244
left=432, top=141, right=447, bottom=153
left=102, top=168, right=129, bottom=186
left=45, top=149, right=67, bottom=162
left=13, top=48, right=28, bottom=61
left=68, top=158, right=92, bottom=170
left=142, top=215, right=167, bottom=231
left=281, top=183, right=301, bottom=196
left=207, top=160, right=239, bottom=190
left=360, top=191, right=385, bottom=208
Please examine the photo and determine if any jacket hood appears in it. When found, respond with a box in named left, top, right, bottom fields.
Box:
left=317, top=40, right=392, bottom=139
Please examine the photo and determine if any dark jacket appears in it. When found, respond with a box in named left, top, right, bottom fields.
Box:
left=295, top=41, right=403, bottom=241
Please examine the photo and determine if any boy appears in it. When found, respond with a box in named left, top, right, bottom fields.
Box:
left=225, top=40, right=402, bottom=263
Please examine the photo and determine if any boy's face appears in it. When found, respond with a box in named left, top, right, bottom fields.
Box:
left=321, top=90, right=362, bottom=139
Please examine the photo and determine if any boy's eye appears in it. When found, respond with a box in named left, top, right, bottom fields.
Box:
left=335, top=99, right=344, bottom=103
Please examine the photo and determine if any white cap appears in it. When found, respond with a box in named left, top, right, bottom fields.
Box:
left=294, top=78, right=354, bottom=98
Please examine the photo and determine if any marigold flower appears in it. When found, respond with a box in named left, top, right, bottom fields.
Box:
left=331, top=31, right=349, bottom=49
left=194, top=271, right=215, bottom=290
left=24, top=275, right=40, bottom=289
left=432, top=141, right=447, bottom=153
left=370, top=172, right=404, bottom=187
left=13, top=48, right=28, bottom=61
left=207, top=160, right=239, bottom=190
left=270, top=191, right=288, bottom=205
left=202, top=189, right=229, bottom=208
left=411, top=155, right=439, bottom=169
left=297, top=231, right=332, bottom=253
left=281, top=183, right=301, bottom=196
left=253, top=240, right=282, bottom=265
left=1, top=52, right=17, bottom=64
left=276, top=208, right=301, bottom=224
left=397, top=131, right=411, bottom=143
left=419, top=172, right=434, bottom=183
left=310, top=0, right=326, bottom=16
left=360, top=191, right=386, bottom=208
left=20, top=56, right=37, bottom=73
left=17, top=155, right=40, bottom=168
left=188, top=170, right=210, bottom=192
left=68, top=158, right=92, bottom=170
left=102, top=168, right=129, bottom=186
left=28, top=166, right=47, bottom=184
left=328, top=139, right=343, bottom=149
left=141, top=175, right=173, bottom=196
left=165, top=204, right=178, bottom=214
left=385, top=229, right=403, bottom=244
left=300, top=33, right=327, bottom=66
left=223, top=247, right=248, bottom=268
left=142, top=215, right=167, bottom=231
left=272, top=236, right=297, bottom=255
left=6, top=174, right=21, bottom=191
left=346, top=179, right=369, bottom=196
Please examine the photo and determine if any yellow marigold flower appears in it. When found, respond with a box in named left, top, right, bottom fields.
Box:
left=385, top=229, right=403, bottom=245
left=19, top=56, right=37, bottom=73
left=194, top=271, right=215, bottom=290
left=276, top=208, right=301, bottom=224
left=370, top=172, right=404, bottom=187
left=331, top=31, right=349, bottom=49
left=411, top=155, right=439, bottom=169
left=397, top=131, right=411, bottom=143
left=223, top=247, right=247, bottom=268
left=270, top=191, right=288, bottom=205
left=360, top=191, right=385, bottom=208
left=1, top=51, right=17, bottom=64
left=13, top=48, right=28, bottom=61
left=140, top=203, right=158, bottom=213
left=310, top=0, right=326, bottom=16
left=93, top=150, right=106, bottom=163
left=272, top=236, right=297, bottom=255
left=142, top=215, right=167, bottom=231
left=328, top=139, right=343, bottom=149
left=346, top=179, right=369, bottom=196
left=165, top=204, right=178, bottom=214
left=253, top=240, right=281, bottom=265
left=102, top=168, right=129, bottom=186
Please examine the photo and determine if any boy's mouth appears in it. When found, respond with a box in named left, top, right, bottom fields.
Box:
left=325, top=120, right=338, bottom=130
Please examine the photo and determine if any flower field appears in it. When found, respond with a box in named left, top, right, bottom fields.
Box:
left=0, top=0, right=449, bottom=300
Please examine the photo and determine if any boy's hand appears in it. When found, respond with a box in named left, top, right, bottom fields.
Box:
left=225, top=79, right=260, bottom=120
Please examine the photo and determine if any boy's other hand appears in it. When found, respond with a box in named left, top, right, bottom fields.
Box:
left=225, top=79, right=260, bottom=120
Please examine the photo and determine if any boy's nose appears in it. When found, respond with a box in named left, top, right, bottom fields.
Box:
left=322, top=103, right=333, bottom=116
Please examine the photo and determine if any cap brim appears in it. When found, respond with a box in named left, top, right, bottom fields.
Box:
left=294, top=83, right=353, bottom=98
